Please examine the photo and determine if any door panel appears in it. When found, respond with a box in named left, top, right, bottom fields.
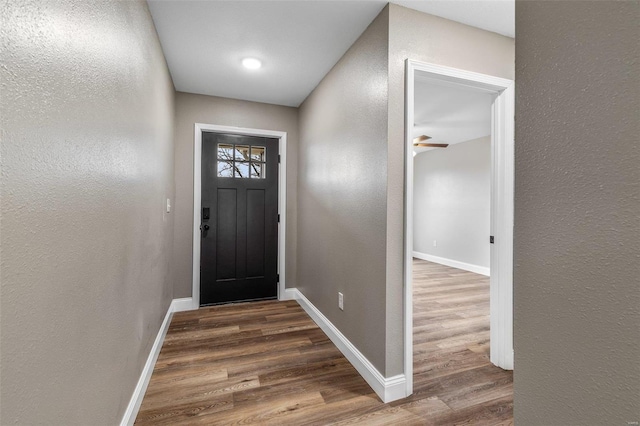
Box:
left=216, top=188, right=237, bottom=280
left=200, top=132, right=279, bottom=305
left=246, top=189, right=266, bottom=278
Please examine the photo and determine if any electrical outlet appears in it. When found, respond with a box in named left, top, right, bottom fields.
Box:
left=433, top=240, right=437, bottom=247
left=338, top=292, right=344, bottom=310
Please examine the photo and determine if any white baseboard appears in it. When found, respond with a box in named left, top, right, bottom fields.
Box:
left=279, top=287, right=299, bottom=301
left=413, top=251, right=490, bottom=276
left=171, top=297, right=197, bottom=312
left=286, top=288, right=407, bottom=403
left=120, top=297, right=196, bottom=426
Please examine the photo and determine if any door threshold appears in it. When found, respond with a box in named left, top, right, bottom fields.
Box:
left=199, top=296, right=278, bottom=308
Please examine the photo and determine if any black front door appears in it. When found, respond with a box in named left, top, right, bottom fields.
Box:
left=200, top=132, right=279, bottom=305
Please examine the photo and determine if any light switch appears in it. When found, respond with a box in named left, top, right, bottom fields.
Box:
left=166, top=198, right=171, bottom=213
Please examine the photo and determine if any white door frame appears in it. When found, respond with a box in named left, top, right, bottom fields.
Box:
left=404, top=60, right=514, bottom=395
left=192, top=123, right=288, bottom=309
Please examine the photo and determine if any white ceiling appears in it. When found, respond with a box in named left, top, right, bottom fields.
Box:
left=147, top=0, right=514, bottom=107
left=413, top=74, right=493, bottom=155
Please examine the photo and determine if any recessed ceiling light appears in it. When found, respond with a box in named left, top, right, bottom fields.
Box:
left=242, top=58, right=262, bottom=70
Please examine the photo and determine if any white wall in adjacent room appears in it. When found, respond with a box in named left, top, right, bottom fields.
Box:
left=413, top=136, right=490, bottom=270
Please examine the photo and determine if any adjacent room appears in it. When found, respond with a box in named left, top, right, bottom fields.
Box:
left=410, top=75, right=513, bottom=408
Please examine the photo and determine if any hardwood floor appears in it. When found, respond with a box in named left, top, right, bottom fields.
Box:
left=135, top=260, right=512, bottom=425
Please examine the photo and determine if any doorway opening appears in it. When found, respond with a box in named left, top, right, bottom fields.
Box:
left=403, top=61, right=514, bottom=396
left=192, top=123, right=288, bottom=309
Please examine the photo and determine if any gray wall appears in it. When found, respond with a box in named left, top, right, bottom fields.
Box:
left=0, top=1, right=175, bottom=424
left=173, top=92, right=298, bottom=298
left=386, top=4, right=515, bottom=375
left=413, top=137, right=491, bottom=268
left=515, top=1, right=640, bottom=424
left=297, top=7, right=389, bottom=374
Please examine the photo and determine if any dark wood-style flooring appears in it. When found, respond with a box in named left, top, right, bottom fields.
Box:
left=135, top=260, right=513, bottom=425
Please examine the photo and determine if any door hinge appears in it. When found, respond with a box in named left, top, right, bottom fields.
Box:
left=490, top=236, right=495, bottom=244
left=277, top=274, right=280, bottom=283
left=278, top=154, right=281, bottom=164
left=278, top=214, right=280, bottom=223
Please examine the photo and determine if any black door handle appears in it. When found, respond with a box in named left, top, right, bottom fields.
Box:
left=202, top=224, right=210, bottom=231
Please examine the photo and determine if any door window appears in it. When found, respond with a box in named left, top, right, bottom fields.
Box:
left=217, top=144, right=266, bottom=179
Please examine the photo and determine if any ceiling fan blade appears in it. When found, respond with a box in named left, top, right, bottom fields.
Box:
left=413, top=143, right=449, bottom=148
left=413, top=135, right=431, bottom=144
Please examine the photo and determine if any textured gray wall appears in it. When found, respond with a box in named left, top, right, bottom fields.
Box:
left=0, top=0, right=175, bottom=424
left=413, top=137, right=491, bottom=268
left=387, top=3, right=515, bottom=375
left=173, top=92, right=299, bottom=299
left=515, top=1, right=640, bottom=424
left=298, top=7, right=389, bottom=374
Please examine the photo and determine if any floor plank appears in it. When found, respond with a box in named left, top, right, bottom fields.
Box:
left=135, top=260, right=512, bottom=424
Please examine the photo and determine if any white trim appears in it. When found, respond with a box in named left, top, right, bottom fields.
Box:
left=489, top=84, right=515, bottom=370
left=193, top=127, right=202, bottom=310
left=404, top=60, right=515, bottom=394
left=286, top=288, right=407, bottom=403
left=193, top=123, right=288, bottom=307
left=120, top=298, right=189, bottom=426
left=170, top=297, right=197, bottom=312
left=412, top=251, right=490, bottom=276
left=403, top=61, right=415, bottom=397
left=280, top=288, right=299, bottom=301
